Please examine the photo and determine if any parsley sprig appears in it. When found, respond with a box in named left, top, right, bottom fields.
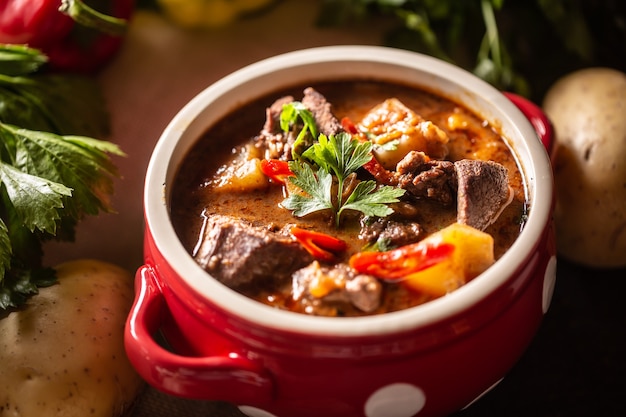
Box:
left=282, top=131, right=405, bottom=228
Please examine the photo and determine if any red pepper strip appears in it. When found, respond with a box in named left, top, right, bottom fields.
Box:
left=260, top=159, right=294, bottom=184
left=290, top=227, right=348, bottom=263
left=362, top=155, right=398, bottom=186
left=341, top=116, right=359, bottom=135
left=349, top=240, right=455, bottom=282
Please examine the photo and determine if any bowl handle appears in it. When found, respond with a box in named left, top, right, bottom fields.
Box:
left=124, top=265, right=274, bottom=405
left=503, top=92, right=553, bottom=152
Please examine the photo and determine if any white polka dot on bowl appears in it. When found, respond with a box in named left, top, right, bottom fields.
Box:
left=543, top=256, right=557, bottom=314
left=238, top=405, right=278, bottom=417
left=364, top=383, right=426, bottom=417
left=239, top=383, right=427, bottom=417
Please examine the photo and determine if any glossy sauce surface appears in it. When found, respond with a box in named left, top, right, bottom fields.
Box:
left=170, top=80, right=528, bottom=316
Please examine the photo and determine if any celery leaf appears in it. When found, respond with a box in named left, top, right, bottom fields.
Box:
left=0, top=162, right=72, bottom=234
left=0, top=122, right=124, bottom=308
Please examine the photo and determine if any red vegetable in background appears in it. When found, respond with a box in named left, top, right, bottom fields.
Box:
left=0, top=0, right=134, bottom=73
left=0, top=1, right=74, bottom=46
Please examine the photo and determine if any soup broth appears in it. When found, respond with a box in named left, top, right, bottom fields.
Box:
left=170, top=80, right=527, bottom=317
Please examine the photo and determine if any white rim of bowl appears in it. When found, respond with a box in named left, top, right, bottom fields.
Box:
left=144, top=45, right=553, bottom=337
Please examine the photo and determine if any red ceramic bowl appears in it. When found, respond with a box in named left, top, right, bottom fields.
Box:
left=125, top=46, right=557, bottom=417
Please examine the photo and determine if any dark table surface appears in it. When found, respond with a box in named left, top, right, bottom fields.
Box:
left=453, top=259, right=626, bottom=417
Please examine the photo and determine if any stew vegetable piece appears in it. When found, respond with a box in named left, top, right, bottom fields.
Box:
left=170, top=81, right=527, bottom=317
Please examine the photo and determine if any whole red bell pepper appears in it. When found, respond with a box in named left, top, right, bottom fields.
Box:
left=0, top=0, right=134, bottom=73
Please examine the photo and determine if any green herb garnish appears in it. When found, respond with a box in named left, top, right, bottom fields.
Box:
left=280, top=101, right=318, bottom=159
left=282, top=132, right=405, bottom=228
left=0, top=45, right=122, bottom=309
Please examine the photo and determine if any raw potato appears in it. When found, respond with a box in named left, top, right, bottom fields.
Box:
left=0, top=259, right=145, bottom=417
left=543, top=67, right=626, bottom=268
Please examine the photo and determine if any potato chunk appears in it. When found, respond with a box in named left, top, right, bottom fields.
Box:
left=0, top=259, right=144, bottom=417
left=403, top=223, right=495, bottom=296
left=211, top=144, right=269, bottom=192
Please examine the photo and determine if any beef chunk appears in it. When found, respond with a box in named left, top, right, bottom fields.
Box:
left=396, top=151, right=457, bottom=206
left=454, top=159, right=512, bottom=231
left=255, top=95, right=294, bottom=160
left=394, top=153, right=511, bottom=228
left=344, top=274, right=383, bottom=313
left=194, top=214, right=314, bottom=288
left=301, top=87, right=344, bottom=137
left=292, top=262, right=382, bottom=314
left=262, top=95, right=293, bottom=135
left=254, top=88, right=343, bottom=160
left=359, top=217, right=423, bottom=248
